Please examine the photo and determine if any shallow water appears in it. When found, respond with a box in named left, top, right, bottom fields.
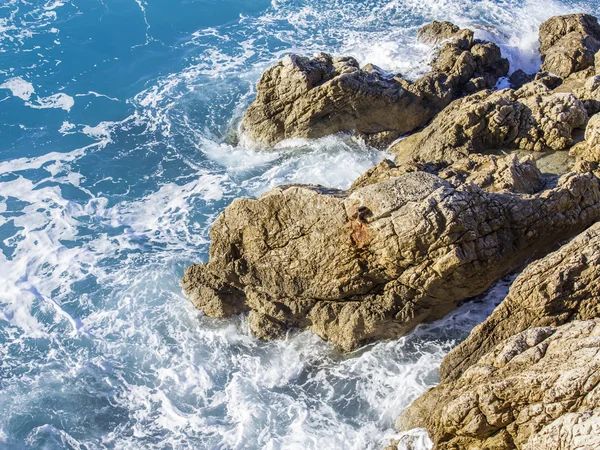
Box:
left=0, top=0, right=596, bottom=449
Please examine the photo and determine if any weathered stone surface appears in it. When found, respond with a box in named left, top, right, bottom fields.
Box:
left=390, top=81, right=588, bottom=165
left=417, top=21, right=460, bottom=45
left=571, top=112, right=600, bottom=171
left=539, top=14, right=600, bottom=78
left=240, top=24, right=508, bottom=148
left=441, top=220, right=600, bottom=381
left=350, top=154, right=544, bottom=195
left=572, top=74, right=600, bottom=115
left=182, top=169, right=600, bottom=350
left=399, top=319, right=600, bottom=450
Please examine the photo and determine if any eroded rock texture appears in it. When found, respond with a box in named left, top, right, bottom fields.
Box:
left=399, top=222, right=600, bottom=449
left=240, top=24, right=508, bottom=148
left=441, top=220, right=600, bottom=381
left=389, top=80, right=588, bottom=165
left=539, top=14, right=600, bottom=78
left=399, top=319, right=600, bottom=450
left=182, top=168, right=600, bottom=350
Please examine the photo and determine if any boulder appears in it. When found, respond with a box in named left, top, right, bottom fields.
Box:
left=399, top=319, right=600, bottom=450
left=389, top=80, right=588, bottom=165
left=571, top=113, right=600, bottom=174
left=539, top=14, right=600, bottom=78
left=417, top=21, right=461, bottom=45
left=240, top=24, right=509, bottom=148
left=182, top=167, right=600, bottom=350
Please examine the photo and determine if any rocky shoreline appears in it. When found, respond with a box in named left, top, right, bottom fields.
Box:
left=183, top=13, right=600, bottom=449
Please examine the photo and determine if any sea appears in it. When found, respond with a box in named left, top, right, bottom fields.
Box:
left=0, top=0, right=595, bottom=449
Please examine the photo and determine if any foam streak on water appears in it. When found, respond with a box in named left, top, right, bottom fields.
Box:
left=0, top=0, right=595, bottom=448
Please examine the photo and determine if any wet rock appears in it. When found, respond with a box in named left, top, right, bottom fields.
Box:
left=539, top=14, right=600, bottom=78
left=182, top=169, right=600, bottom=351
left=240, top=24, right=509, bottom=148
left=389, top=80, right=588, bottom=165
left=508, top=69, right=534, bottom=89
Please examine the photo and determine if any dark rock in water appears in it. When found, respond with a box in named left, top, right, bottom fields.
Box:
left=539, top=14, right=600, bottom=78
left=508, top=69, right=534, bottom=89
left=389, top=80, right=588, bottom=164
left=182, top=165, right=600, bottom=351
left=399, top=221, right=600, bottom=449
left=240, top=23, right=509, bottom=148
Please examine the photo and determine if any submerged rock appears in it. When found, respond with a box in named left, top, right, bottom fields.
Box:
left=539, top=14, right=600, bottom=78
left=240, top=23, right=509, bottom=148
left=389, top=80, right=588, bottom=165
left=182, top=167, right=600, bottom=350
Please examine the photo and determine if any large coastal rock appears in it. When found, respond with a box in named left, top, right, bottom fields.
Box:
left=389, top=80, right=588, bottom=165
left=441, top=220, right=600, bottom=381
left=182, top=168, right=600, bottom=350
left=399, top=319, right=600, bottom=450
left=539, top=14, right=600, bottom=78
left=240, top=24, right=508, bottom=148
left=399, top=222, right=600, bottom=449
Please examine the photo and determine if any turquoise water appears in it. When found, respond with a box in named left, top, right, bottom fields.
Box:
left=0, top=0, right=595, bottom=448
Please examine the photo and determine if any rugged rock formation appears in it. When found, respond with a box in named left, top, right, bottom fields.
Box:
left=417, top=21, right=461, bottom=45
left=389, top=80, right=588, bottom=165
left=240, top=24, right=509, bottom=148
left=398, top=222, right=600, bottom=449
left=399, top=319, right=600, bottom=450
left=350, top=154, right=544, bottom=195
left=539, top=14, right=600, bottom=78
left=441, top=220, right=600, bottom=381
left=182, top=167, right=600, bottom=351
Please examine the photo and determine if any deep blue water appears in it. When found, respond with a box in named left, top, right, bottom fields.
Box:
left=0, top=0, right=596, bottom=449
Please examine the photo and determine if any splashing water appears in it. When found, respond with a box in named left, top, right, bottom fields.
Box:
left=0, top=0, right=595, bottom=448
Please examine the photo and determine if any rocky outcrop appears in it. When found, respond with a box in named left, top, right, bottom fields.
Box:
left=539, top=14, right=600, bottom=78
left=182, top=167, right=600, bottom=351
left=350, top=154, right=544, bottom=195
left=417, top=21, right=461, bottom=45
left=398, top=221, right=600, bottom=449
left=240, top=24, right=509, bottom=148
left=441, top=220, right=600, bottom=381
left=399, top=319, right=600, bottom=450
left=389, top=80, right=588, bottom=165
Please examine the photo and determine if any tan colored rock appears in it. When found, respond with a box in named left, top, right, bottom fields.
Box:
left=441, top=220, right=600, bottom=381
left=182, top=169, right=600, bottom=350
left=571, top=113, right=600, bottom=170
left=399, top=319, right=600, bottom=450
left=539, top=14, right=600, bottom=78
left=350, top=154, right=544, bottom=195
left=240, top=24, right=509, bottom=148
left=390, top=81, right=588, bottom=165
left=417, top=21, right=461, bottom=45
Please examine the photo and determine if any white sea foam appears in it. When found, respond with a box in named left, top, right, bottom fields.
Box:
left=0, top=0, right=587, bottom=448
